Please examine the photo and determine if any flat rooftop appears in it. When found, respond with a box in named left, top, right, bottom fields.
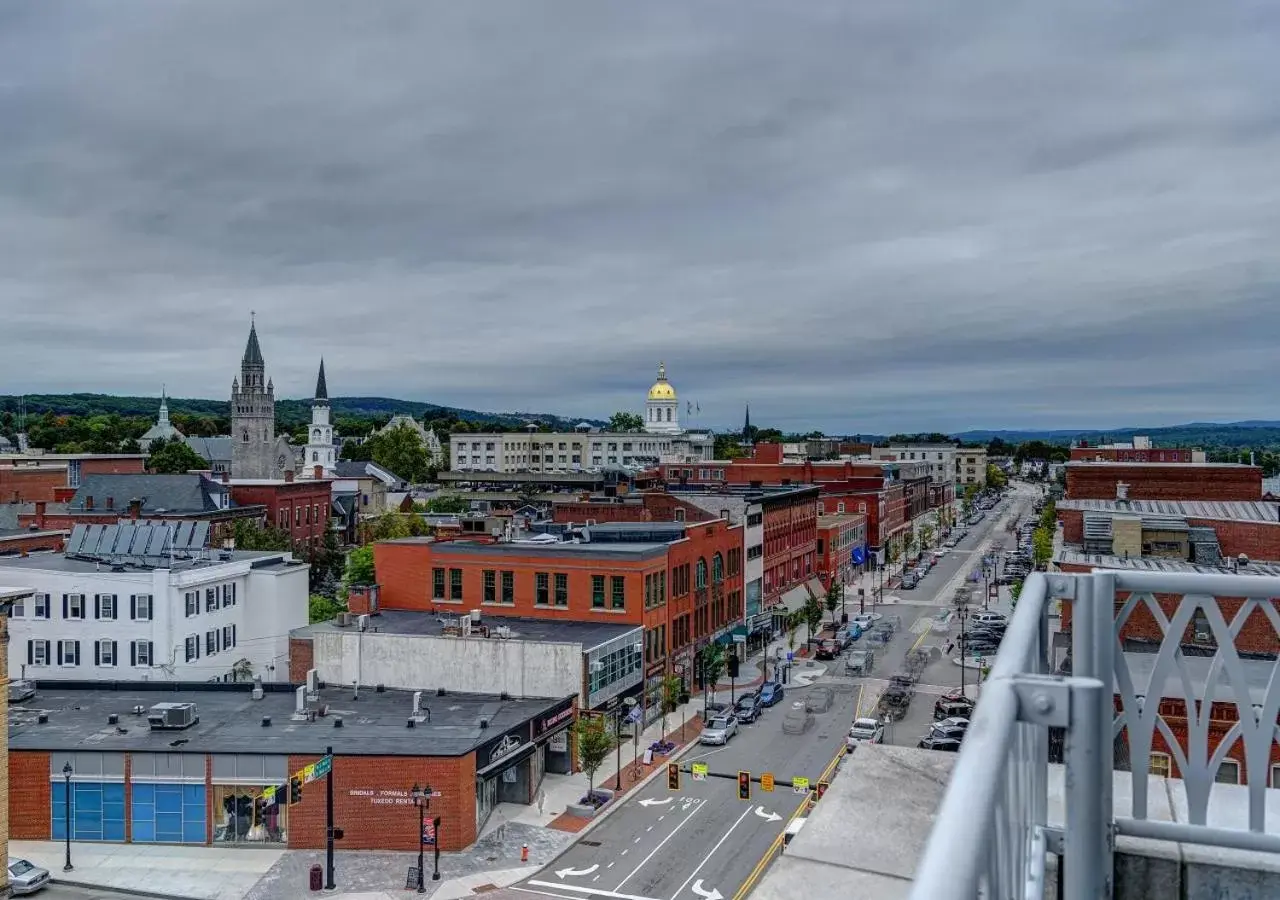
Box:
left=1059, top=498, right=1280, bottom=524
left=10, top=682, right=571, bottom=757
left=1065, top=460, right=1258, bottom=469
left=297, top=609, right=637, bottom=648
left=1056, top=548, right=1280, bottom=577
left=0, top=549, right=297, bottom=575
left=393, top=537, right=671, bottom=561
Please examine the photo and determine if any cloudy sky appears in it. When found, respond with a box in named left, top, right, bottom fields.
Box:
left=3, top=1, right=1279, bottom=434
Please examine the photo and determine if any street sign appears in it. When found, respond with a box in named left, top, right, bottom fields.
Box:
left=760, top=773, right=775, bottom=792
left=792, top=776, right=810, bottom=795
left=733, top=634, right=746, bottom=644
left=261, top=785, right=277, bottom=804
left=691, top=763, right=709, bottom=782
left=311, top=754, right=332, bottom=781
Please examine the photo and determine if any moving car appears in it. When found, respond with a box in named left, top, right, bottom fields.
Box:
left=935, top=698, right=975, bottom=720
left=8, top=858, right=49, bottom=896
left=699, top=713, right=740, bottom=745
left=846, top=717, right=885, bottom=751
left=759, top=681, right=785, bottom=707
left=735, top=692, right=763, bottom=723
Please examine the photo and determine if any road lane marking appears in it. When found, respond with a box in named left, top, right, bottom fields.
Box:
left=617, top=798, right=705, bottom=889
left=526, top=882, right=663, bottom=900
left=607, top=862, right=616, bottom=869
left=646, top=825, right=654, bottom=832
left=633, top=836, right=642, bottom=843
left=668, top=805, right=754, bottom=900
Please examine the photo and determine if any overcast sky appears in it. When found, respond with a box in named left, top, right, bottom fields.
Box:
left=3, top=1, right=1279, bottom=434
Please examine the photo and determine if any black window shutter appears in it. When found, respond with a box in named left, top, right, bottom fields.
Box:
left=57, top=642, right=63, bottom=666
left=130, top=642, right=137, bottom=667
left=94, top=595, right=101, bottom=619
left=147, top=641, right=154, bottom=664
left=111, top=641, right=118, bottom=666
left=27, top=641, right=32, bottom=665
left=62, top=594, right=68, bottom=619
left=95, top=642, right=101, bottom=666
left=130, top=595, right=137, bottom=620
left=113, top=595, right=119, bottom=619
left=74, top=640, right=81, bottom=665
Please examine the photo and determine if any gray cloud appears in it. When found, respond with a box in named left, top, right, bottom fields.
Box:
left=3, top=0, right=1280, bottom=433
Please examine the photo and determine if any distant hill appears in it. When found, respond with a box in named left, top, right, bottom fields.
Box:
left=952, top=421, right=1280, bottom=449
left=0, top=393, right=603, bottom=431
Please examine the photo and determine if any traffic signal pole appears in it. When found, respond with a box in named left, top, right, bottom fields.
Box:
left=325, top=745, right=336, bottom=890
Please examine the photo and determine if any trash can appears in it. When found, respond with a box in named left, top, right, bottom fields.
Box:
left=309, top=864, right=323, bottom=891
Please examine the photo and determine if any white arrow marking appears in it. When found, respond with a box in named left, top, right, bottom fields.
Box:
left=753, top=806, right=782, bottom=823
left=638, top=797, right=672, bottom=808
left=556, top=864, right=600, bottom=879
left=691, top=880, right=723, bottom=900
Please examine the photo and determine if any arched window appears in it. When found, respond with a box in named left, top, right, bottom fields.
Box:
left=712, top=553, right=724, bottom=584
left=312, top=452, right=318, bottom=462
left=313, top=428, right=321, bottom=440
left=695, top=558, right=707, bottom=590
left=241, top=430, right=250, bottom=443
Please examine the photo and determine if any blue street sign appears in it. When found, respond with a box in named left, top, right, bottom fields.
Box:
left=851, top=546, right=866, bottom=565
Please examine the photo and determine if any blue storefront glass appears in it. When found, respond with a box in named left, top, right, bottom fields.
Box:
left=131, top=783, right=207, bottom=844
left=51, top=782, right=126, bottom=842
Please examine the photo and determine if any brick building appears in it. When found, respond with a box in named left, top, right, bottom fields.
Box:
left=0, top=454, right=147, bottom=505
left=8, top=683, right=575, bottom=851
left=817, top=514, right=866, bottom=594
left=0, top=529, right=65, bottom=556
left=372, top=518, right=744, bottom=716
left=1065, top=461, right=1262, bottom=502
left=1057, top=499, right=1280, bottom=563
left=229, top=474, right=334, bottom=548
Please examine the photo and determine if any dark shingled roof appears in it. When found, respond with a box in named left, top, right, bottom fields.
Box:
left=242, top=321, right=264, bottom=368
left=69, top=474, right=228, bottom=515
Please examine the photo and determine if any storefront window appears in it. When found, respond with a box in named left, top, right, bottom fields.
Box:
left=212, top=785, right=287, bottom=843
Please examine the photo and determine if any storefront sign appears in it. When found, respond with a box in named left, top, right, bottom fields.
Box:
left=549, top=731, right=569, bottom=753
left=348, top=788, right=418, bottom=806
left=479, top=721, right=534, bottom=770
left=540, top=706, right=574, bottom=734
left=486, top=734, right=525, bottom=767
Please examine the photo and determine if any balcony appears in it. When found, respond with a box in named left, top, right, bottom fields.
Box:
left=757, top=570, right=1280, bottom=900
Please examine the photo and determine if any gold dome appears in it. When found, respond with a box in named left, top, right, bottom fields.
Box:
left=647, top=362, right=677, bottom=400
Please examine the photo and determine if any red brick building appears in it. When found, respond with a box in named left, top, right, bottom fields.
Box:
left=0, top=454, right=147, bottom=504
left=1058, top=499, right=1280, bottom=562
left=817, top=514, right=867, bottom=592
left=1069, top=442, right=1198, bottom=463
left=1065, top=462, right=1262, bottom=502
left=229, top=474, right=333, bottom=548
left=0, top=528, right=66, bottom=555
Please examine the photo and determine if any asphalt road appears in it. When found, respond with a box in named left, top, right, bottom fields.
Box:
left=37, top=885, right=149, bottom=900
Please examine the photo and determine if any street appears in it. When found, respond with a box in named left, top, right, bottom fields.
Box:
left=512, top=488, right=1034, bottom=900
left=36, top=885, right=149, bottom=900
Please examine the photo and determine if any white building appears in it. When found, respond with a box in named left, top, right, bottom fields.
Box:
left=450, top=362, right=714, bottom=473
left=876, top=444, right=959, bottom=486
left=957, top=447, right=989, bottom=487
left=1, top=525, right=307, bottom=684
left=137, top=390, right=184, bottom=453
left=301, top=360, right=337, bottom=477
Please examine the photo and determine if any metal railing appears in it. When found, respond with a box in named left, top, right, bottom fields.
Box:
left=911, top=569, right=1280, bottom=900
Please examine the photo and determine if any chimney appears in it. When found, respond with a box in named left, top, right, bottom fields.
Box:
left=221, top=471, right=230, bottom=484
left=314, top=465, right=323, bottom=480
left=128, top=498, right=142, bottom=521
left=284, top=470, right=295, bottom=483
left=85, top=495, right=94, bottom=511
left=34, top=501, right=46, bottom=530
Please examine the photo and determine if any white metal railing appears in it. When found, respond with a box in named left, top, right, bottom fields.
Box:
left=911, top=569, right=1280, bottom=900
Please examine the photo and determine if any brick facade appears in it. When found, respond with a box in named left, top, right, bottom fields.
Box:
left=9, top=751, right=50, bottom=841
left=1065, top=463, right=1262, bottom=502
left=1070, top=446, right=1196, bottom=463
left=0, top=456, right=147, bottom=505
left=289, top=637, right=315, bottom=683
left=0, top=530, right=65, bottom=555
left=552, top=493, right=718, bottom=526
left=1060, top=509, right=1280, bottom=562
left=229, top=478, right=333, bottom=548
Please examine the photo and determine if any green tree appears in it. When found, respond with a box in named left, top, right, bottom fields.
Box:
left=824, top=583, right=842, bottom=626
left=574, top=715, right=615, bottom=801
left=147, top=436, right=208, bottom=474
left=986, top=464, right=1008, bottom=491
left=302, top=529, right=346, bottom=595
left=361, top=511, right=414, bottom=543
left=660, top=674, right=683, bottom=738
left=368, top=422, right=431, bottom=483
left=608, top=411, right=645, bottom=432
left=918, top=524, right=934, bottom=550
left=1009, top=578, right=1024, bottom=611
left=1032, top=528, right=1054, bottom=568
left=231, top=518, right=293, bottom=551
left=231, top=658, right=254, bottom=682
left=961, top=484, right=979, bottom=518
left=309, top=593, right=345, bottom=624
left=343, top=544, right=375, bottom=590
left=786, top=610, right=802, bottom=652
left=340, top=440, right=373, bottom=462
left=700, top=644, right=727, bottom=714
left=423, top=494, right=469, bottom=514
left=802, top=593, right=824, bottom=649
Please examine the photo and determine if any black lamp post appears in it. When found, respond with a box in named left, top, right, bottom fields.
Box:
left=613, top=705, right=625, bottom=792
left=410, top=782, right=431, bottom=893
left=957, top=606, right=969, bottom=701
left=62, top=761, right=73, bottom=871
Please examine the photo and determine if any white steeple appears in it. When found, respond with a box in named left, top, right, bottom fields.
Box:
left=303, top=359, right=336, bottom=477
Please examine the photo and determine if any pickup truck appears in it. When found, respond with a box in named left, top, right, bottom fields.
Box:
left=846, top=717, right=885, bottom=751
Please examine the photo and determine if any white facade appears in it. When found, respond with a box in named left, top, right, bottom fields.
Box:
left=4, top=554, right=307, bottom=684
left=450, top=430, right=713, bottom=473
left=877, top=444, right=958, bottom=486
left=644, top=362, right=680, bottom=434
left=957, top=448, right=989, bottom=487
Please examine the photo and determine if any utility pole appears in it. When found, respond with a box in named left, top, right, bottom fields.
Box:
left=325, top=746, right=336, bottom=890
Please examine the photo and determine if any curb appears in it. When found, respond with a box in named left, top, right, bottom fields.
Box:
left=52, top=877, right=203, bottom=900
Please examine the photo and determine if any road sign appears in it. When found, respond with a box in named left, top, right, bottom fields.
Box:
left=691, top=763, right=709, bottom=782
left=760, top=773, right=775, bottom=792
left=792, top=776, right=810, bottom=795
left=261, top=785, right=277, bottom=804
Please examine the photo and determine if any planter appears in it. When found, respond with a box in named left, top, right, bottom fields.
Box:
left=566, top=788, right=614, bottom=819
left=678, top=692, right=690, bottom=705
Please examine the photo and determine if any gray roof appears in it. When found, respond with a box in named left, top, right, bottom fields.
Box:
left=69, top=474, right=228, bottom=515
left=1055, top=549, right=1280, bottom=577
left=420, top=538, right=670, bottom=561
left=1058, top=498, right=1280, bottom=524
left=185, top=435, right=232, bottom=464
left=242, top=321, right=265, bottom=367
left=1122, top=651, right=1277, bottom=705
left=298, top=609, right=637, bottom=650
left=9, top=683, right=573, bottom=758
left=0, top=548, right=293, bottom=575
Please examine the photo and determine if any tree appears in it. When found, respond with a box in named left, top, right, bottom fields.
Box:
left=608, top=411, right=644, bottom=432
left=712, top=433, right=747, bottom=459
left=700, top=644, right=727, bottom=714
left=904, top=530, right=918, bottom=560
left=361, top=511, right=412, bottom=543
left=231, top=518, right=293, bottom=551
left=786, top=610, right=802, bottom=652
left=961, top=484, right=979, bottom=518
left=340, top=440, right=373, bottom=462
left=343, top=544, right=375, bottom=591
left=918, top=524, right=934, bottom=550
left=1032, top=528, right=1054, bottom=568
left=802, top=594, right=824, bottom=648
left=824, top=583, right=842, bottom=625
left=986, top=464, right=1008, bottom=491
left=422, top=494, right=469, bottom=514
left=302, top=528, right=346, bottom=594
left=309, top=593, right=345, bottom=624
left=231, top=658, right=254, bottom=682
left=660, top=674, right=683, bottom=738
left=147, top=436, right=208, bottom=474
left=574, top=714, right=615, bottom=801
left=365, top=422, right=431, bottom=483
left=1009, top=578, right=1024, bottom=611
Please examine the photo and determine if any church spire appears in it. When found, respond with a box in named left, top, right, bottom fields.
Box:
left=314, top=359, right=329, bottom=403
left=158, top=386, right=171, bottom=428
left=242, top=316, right=264, bottom=368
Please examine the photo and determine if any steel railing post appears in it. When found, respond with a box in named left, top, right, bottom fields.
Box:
left=1091, top=572, right=1117, bottom=876
left=1065, top=674, right=1110, bottom=900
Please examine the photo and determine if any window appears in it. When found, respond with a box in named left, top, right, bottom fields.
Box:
left=185, top=592, right=198, bottom=618
left=612, top=576, right=626, bottom=610
left=696, top=558, right=707, bottom=590
left=536, top=572, right=550, bottom=605
left=206, top=587, right=219, bottom=612
left=29, top=640, right=50, bottom=666
left=747, top=512, right=763, bottom=527
left=131, top=782, right=206, bottom=844
left=64, top=593, right=86, bottom=620
left=449, top=568, right=463, bottom=601
left=207, top=630, right=219, bottom=655
left=96, top=639, right=117, bottom=667
left=132, top=641, right=154, bottom=667
left=712, top=553, right=724, bottom=584
left=432, top=568, right=446, bottom=601
left=221, top=583, right=236, bottom=607
left=1149, top=753, right=1171, bottom=778
left=501, top=571, right=514, bottom=604
left=223, top=625, right=236, bottom=649
left=483, top=570, right=497, bottom=604
left=592, top=575, right=606, bottom=609
left=58, top=640, right=80, bottom=666
left=95, top=594, right=117, bottom=620
left=1216, top=760, right=1240, bottom=784
left=11, top=595, right=23, bottom=618
left=132, top=594, right=153, bottom=621
left=748, top=543, right=763, bottom=561
left=555, top=573, right=569, bottom=606
left=184, top=635, right=200, bottom=663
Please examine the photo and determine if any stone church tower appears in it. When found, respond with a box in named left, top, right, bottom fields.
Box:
left=231, top=319, right=278, bottom=479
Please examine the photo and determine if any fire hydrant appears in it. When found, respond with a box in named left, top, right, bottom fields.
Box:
left=521, top=844, right=529, bottom=863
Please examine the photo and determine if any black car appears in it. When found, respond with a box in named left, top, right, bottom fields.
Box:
left=735, top=692, right=763, bottom=723
left=918, top=736, right=963, bottom=752
left=965, top=628, right=1004, bottom=642
left=926, top=724, right=968, bottom=741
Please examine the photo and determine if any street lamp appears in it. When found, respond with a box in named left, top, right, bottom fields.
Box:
left=956, top=606, right=969, bottom=702
left=62, top=761, right=73, bottom=871
left=410, top=782, right=431, bottom=893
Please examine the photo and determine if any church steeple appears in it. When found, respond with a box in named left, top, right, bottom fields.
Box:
left=158, top=386, right=171, bottom=429
left=305, top=358, right=336, bottom=477
left=230, top=315, right=278, bottom=478
left=742, top=403, right=751, bottom=441
left=239, top=316, right=268, bottom=392
left=314, top=359, right=329, bottom=403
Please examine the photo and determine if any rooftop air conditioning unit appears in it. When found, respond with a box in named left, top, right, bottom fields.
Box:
left=8, top=680, right=35, bottom=703
left=335, top=612, right=352, bottom=627
left=147, top=702, right=199, bottom=730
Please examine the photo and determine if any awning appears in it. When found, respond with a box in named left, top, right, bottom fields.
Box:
left=476, top=742, right=537, bottom=778
left=778, top=584, right=810, bottom=613
left=805, top=577, right=826, bottom=599
left=714, top=626, right=749, bottom=646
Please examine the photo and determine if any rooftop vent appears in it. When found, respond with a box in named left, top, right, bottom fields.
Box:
left=262, top=716, right=272, bottom=727
left=147, top=702, right=199, bottom=731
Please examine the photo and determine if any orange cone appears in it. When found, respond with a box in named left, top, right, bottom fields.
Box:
left=521, top=843, right=529, bottom=863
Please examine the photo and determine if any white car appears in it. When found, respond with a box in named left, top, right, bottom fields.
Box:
left=846, top=717, right=885, bottom=750
left=972, top=612, right=1008, bottom=627
left=700, top=714, right=740, bottom=745
left=8, top=858, right=49, bottom=895
left=851, top=614, right=876, bottom=632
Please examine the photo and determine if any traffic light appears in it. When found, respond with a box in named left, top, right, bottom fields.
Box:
left=289, top=776, right=303, bottom=805
left=737, top=771, right=751, bottom=801
left=817, top=781, right=830, bottom=800
left=667, top=763, right=680, bottom=791
left=728, top=654, right=740, bottom=679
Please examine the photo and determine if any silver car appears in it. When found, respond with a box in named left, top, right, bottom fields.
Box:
left=8, top=858, right=49, bottom=895
left=699, top=714, right=739, bottom=745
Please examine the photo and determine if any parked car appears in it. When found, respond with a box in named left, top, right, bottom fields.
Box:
left=972, top=612, right=1008, bottom=626
left=8, top=858, right=49, bottom=896
left=918, top=735, right=963, bottom=752
left=935, top=698, right=975, bottom=720
left=935, top=716, right=971, bottom=731
left=846, top=717, right=885, bottom=750
left=901, top=572, right=919, bottom=589
left=943, top=538, right=957, bottom=549
left=845, top=649, right=875, bottom=676
left=851, top=614, right=876, bottom=632
left=735, top=692, right=763, bottom=723
left=701, top=701, right=729, bottom=722
left=700, top=713, right=740, bottom=745
left=926, top=723, right=969, bottom=741
left=759, top=681, right=785, bottom=707
left=814, top=639, right=840, bottom=661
